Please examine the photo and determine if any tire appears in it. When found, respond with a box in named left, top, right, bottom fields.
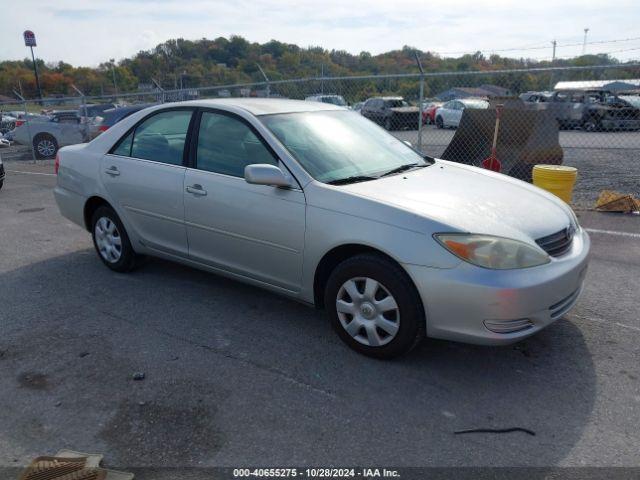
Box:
left=435, top=116, right=444, bottom=129
left=384, top=117, right=392, bottom=130
left=0, top=180, right=3, bottom=191
left=583, top=116, right=601, bottom=132
left=324, top=253, right=425, bottom=359
left=91, top=206, right=139, bottom=273
left=33, top=133, right=58, bottom=159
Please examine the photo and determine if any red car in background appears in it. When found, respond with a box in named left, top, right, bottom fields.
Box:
left=422, top=102, right=443, bottom=124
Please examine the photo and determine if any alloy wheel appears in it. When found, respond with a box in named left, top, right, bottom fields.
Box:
left=37, top=139, right=56, bottom=157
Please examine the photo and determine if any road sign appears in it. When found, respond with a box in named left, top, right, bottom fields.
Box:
left=23, top=30, right=37, bottom=47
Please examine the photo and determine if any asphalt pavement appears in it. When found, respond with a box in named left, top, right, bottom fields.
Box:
left=0, top=162, right=639, bottom=477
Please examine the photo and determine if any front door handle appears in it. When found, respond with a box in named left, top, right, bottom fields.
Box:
left=186, top=184, right=207, bottom=196
left=105, top=166, right=120, bottom=176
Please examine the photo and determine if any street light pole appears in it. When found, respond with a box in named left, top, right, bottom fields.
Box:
left=110, top=59, right=118, bottom=96
left=582, top=28, right=590, bottom=55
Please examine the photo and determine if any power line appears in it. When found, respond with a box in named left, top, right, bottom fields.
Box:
left=434, top=36, right=640, bottom=56
left=522, top=46, right=640, bottom=62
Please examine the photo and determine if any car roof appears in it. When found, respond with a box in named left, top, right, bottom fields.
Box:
left=176, top=98, right=345, bottom=115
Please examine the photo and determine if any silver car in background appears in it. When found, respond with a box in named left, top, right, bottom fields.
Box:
left=435, top=98, right=489, bottom=129
left=54, top=99, right=589, bottom=358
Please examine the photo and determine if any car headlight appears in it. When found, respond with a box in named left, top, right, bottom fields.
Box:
left=434, top=234, right=550, bottom=270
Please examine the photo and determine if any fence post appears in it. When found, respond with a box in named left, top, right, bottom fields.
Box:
left=13, top=90, right=36, bottom=162
left=71, top=84, right=89, bottom=143
left=414, top=52, right=425, bottom=152
left=257, top=64, right=270, bottom=98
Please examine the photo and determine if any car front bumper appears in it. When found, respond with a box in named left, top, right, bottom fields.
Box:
left=403, top=228, right=590, bottom=345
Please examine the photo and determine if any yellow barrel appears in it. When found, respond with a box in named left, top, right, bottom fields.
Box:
left=532, top=165, right=578, bottom=203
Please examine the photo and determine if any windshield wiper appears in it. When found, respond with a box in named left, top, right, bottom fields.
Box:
left=327, top=175, right=378, bottom=185
left=379, top=163, right=426, bottom=177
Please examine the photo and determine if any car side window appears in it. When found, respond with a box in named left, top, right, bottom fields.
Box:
left=113, top=132, right=133, bottom=157
left=196, top=111, right=277, bottom=177
left=129, top=110, right=192, bottom=166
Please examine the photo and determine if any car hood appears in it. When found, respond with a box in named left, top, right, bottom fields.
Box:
left=339, top=159, right=573, bottom=244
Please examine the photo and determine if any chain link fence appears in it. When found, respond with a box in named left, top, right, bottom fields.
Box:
left=2, top=63, right=639, bottom=207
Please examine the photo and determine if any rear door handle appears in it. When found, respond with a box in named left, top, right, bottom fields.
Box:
left=105, top=166, right=120, bottom=176
left=186, top=184, right=207, bottom=196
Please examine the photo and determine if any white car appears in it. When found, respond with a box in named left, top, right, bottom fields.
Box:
left=435, top=98, right=489, bottom=128
left=54, top=99, right=589, bottom=358
left=12, top=111, right=88, bottom=159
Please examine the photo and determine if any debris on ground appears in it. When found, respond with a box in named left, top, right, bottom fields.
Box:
left=595, top=190, right=640, bottom=214
left=132, top=372, right=145, bottom=381
left=19, top=450, right=134, bottom=479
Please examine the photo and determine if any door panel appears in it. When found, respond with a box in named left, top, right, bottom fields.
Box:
left=184, top=109, right=305, bottom=291
left=184, top=170, right=305, bottom=290
left=99, top=108, right=193, bottom=256
left=101, top=155, right=188, bottom=255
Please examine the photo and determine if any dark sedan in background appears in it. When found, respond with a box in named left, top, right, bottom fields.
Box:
left=360, top=96, right=420, bottom=130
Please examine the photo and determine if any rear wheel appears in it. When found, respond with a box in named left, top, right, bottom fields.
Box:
left=91, top=206, right=138, bottom=272
left=33, top=133, right=58, bottom=159
left=583, top=116, right=602, bottom=132
left=324, top=253, right=425, bottom=359
left=435, top=116, right=444, bottom=129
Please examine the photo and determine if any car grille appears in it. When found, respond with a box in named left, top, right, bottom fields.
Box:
left=549, top=288, right=581, bottom=319
left=535, top=227, right=574, bottom=257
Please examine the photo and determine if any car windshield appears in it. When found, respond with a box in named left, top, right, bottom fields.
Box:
left=321, top=96, right=347, bottom=106
left=461, top=99, right=489, bottom=109
left=261, top=110, right=429, bottom=184
left=619, top=95, right=640, bottom=108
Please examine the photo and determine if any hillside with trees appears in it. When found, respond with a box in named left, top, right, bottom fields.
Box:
left=0, top=35, right=636, bottom=100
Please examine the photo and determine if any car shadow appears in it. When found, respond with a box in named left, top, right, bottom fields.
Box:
left=0, top=250, right=596, bottom=468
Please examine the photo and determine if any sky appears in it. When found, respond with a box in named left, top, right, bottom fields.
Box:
left=2, top=0, right=640, bottom=67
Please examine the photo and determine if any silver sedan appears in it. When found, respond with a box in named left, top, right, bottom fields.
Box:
left=54, top=99, right=590, bottom=358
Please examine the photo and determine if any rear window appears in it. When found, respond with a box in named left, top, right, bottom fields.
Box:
left=385, top=100, right=408, bottom=108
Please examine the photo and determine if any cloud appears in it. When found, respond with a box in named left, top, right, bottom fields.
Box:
left=2, top=0, right=639, bottom=66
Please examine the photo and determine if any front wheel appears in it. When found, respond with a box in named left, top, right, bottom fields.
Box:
left=33, top=133, right=58, bottom=159
left=91, top=206, right=139, bottom=272
left=583, top=116, right=602, bottom=132
left=324, top=253, right=425, bottom=359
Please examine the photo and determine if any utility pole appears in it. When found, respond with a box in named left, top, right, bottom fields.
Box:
left=551, top=40, right=557, bottom=62
left=582, top=28, right=589, bottom=55
left=110, top=59, right=118, bottom=96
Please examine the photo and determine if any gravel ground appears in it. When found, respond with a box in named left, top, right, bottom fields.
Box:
left=0, top=163, right=639, bottom=479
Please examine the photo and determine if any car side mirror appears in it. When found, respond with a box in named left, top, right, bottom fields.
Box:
left=244, top=164, right=292, bottom=188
